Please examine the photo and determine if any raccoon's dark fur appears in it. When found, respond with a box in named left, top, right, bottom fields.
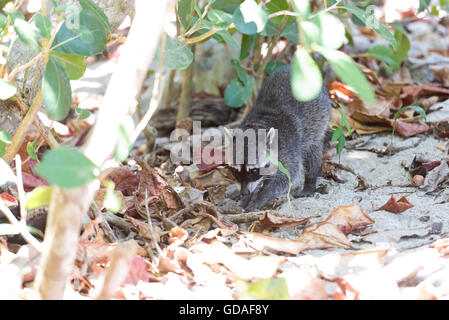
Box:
left=227, top=65, right=331, bottom=211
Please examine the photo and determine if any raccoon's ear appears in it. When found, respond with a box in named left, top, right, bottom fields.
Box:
left=267, top=127, right=277, bottom=146
left=223, top=127, right=232, bottom=147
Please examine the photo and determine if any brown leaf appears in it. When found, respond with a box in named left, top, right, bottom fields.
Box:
left=252, top=212, right=311, bottom=233
left=168, top=226, right=188, bottom=247
left=392, top=120, right=429, bottom=137
left=99, top=167, right=139, bottom=196
left=244, top=222, right=351, bottom=255
left=376, top=194, right=414, bottom=213
left=137, top=160, right=184, bottom=210
left=325, top=205, right=375, bottom=234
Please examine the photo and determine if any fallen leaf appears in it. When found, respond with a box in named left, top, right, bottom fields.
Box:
left=325, top=205, right=375, bottom=234
left=391, top=120, right=429, bottom=137
left=375, top=194, right=414, bottom=213
left=0, top=193, right=18, bottom=207
left=244, top=222, right=351, bottom=255
left=99, top=167, right=139, bottom=196
left=137, top=160, right=184, bottom=210
left=430, top=238, right=449, bottom=256
left=252, top=212, right=311, bottom=233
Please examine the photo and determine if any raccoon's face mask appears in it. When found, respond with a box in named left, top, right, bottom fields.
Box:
left=224, top=127, right=277, bottom=195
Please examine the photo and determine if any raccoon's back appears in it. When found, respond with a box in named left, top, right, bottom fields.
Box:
left=242, top=65, right=331, bottom=135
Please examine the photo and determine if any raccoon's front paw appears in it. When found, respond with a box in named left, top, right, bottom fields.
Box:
left=292, top=187, right=315, bottom=198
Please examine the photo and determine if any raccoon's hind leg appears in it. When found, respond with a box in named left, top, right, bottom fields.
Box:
left=242, top=174, right=289, bottom=211
left=293, top=143, right=323, bottom=198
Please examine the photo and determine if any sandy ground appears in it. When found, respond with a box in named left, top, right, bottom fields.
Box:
left=274, top=132, right=449, bottom=253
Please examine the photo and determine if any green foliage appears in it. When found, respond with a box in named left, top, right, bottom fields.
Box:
left=331, top=104, right=352, bottom=157
left=34, top=14, right=52, bottom=39
left=74, top=105, right=91, bottom=120
left=12, top=17, right=41, bottom=52
left=233, top=0, right=268, bottom=35
left=35, top=147, right=98, bottom=189
left=0, top=130, right=12, bottom=157
left=291, top=47, right=322, bottom=101
left=392, top=105, right=427, bottom=137
left=26, top=140, right=38, bottom=160
left=42, top=56, right=72, bottom=121
left=50, top=51, right=87, bottom=80
left=224, top=59, right=255, bottom=107
left=114, top=116, right=134, bottom=162
left=245, top=277, right=290, bottom=300
left=53, top=9, right=108, bottom=56
left=154, top=36, right=194, bottom=70
left=367, top=27, right=410, bottom=73
left=266, top=153, right=291, bottom=183
left=25, top=186, right=53, bottom=210
left=103, top=180, right=121, bottom=213
left=343, top=5, right=397, bottom=49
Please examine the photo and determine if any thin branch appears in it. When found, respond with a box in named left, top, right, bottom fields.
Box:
left=14, top=155, right=27, bottom=221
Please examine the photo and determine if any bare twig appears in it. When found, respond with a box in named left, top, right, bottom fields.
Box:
left=14, top=155, right=27, bottom=221
left=145, top=190, right=163, bottom=256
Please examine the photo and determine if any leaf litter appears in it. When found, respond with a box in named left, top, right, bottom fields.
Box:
left=5, top=1, right=449, bottom=301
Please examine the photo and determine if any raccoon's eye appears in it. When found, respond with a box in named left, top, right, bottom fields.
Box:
left=250, top=168, right=259, bottom=175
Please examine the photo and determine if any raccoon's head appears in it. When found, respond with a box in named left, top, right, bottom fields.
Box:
left=223, top=127, right=277, bottom=195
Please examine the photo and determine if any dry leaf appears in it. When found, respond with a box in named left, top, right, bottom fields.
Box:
left=252, top=212, right=311, bottom=233
left=325, top=205, right=375, bottom=234
left=375, top=194, right=414, bottom=213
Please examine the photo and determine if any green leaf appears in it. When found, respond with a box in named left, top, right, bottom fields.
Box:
left=207, top=9, right=233, bottom=29
left=0, top=130, right=12, bottom=144
left=280, top=22, right=299, bottom=44
left=13, top=18, right=41, bottom=52
left=74, top=105, right=91, bottom=120
left=240, top=34, right=258, bottom=60
left=78, top=0, right=112, bottom=32
left=394, top=105, right=427, bottom=122
left=419, top=0, right=431, bottom=12
left=25, top=186, right=53, bottom=210
left=0, top=130, right=11, bottom=157
left=266, top=153, right=291, bottom=182
left=27, top=140, right=38, bottom=160
left=343, top=5, right=396, bottom=49
left=114, top=116, right=134, bottom=162
left=291, top=47, right=323, bottom=101
left=103, top=180, right=121, bottom=213
left=34, top=13, right=52, bottom=39
left=230, top=59, right=249, bottom=83
left=367, top=45, right=400, bottom=71
left=310, top=12, right=345, bottom=49
left=224, top=76, right=255, bottom=108
left=216, top=30, right=239, bottom=48
left=314, top=45, right=375, bottom=103
left=50, top=51, right=87, bottom=80
left=291, top=0, right=310, bottom=19
left=245, top=278, right=290, bottom=300
left=42, top=56, right=72, bottom=121
left=0, top=13, right=8, bottom=30
left=35, top=147, right=98, bottom=188
left=154, top=36, right=194, bottom=70
left=53, top=9, right=108, bottom=56
left=266, top=0, right=292, bottom=24
left=233, top=0, right=269, bottom=35
left=264, top=61, right=287, bottom=74
left=0, top=79, right=16, bottom=99
left=177, top=0, right=194, bottom=30
left=394, top=28, right=410, bottom=64
left=4, top=10, right=24, bottom=23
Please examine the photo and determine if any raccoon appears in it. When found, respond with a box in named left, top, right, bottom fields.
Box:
left=224, top=65, right=331, bottom=211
